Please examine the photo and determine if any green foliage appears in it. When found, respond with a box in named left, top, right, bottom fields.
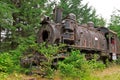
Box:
left=58, top=63, right=79, bottom=80
left=0, top=36, right=36, bottom=73
left=0, top=50, right=21, bottom=73
left=44, top=67, right=54, bottom=79
left=0, top=53, right=14, bottom=73
left=0, top=1, right=16, bottom=27
left=0, top=1, right=17, bottom=52
left=59, top=0, right=106, bottom=26
left=38, top=43, right=65, bottom=57
left=58, top=50, right=106, bottom=80
left=88, top=59, right=105, bottom=70
left=0, top=0, right=54, bottom=52
left=116, top=57, right=120, bottom=65
left=19, top=40, right=65, bottom=78
left=0, top=49, right=22, bottom=73
left=108, top=10, right=120, bottom=39
left=58, top=50, right=91, bottom=80
left=0, top=72, right=8, bottom=80
left=92, top=15, right=106, bottom=27
left=37, top=43, right=65, bottom=78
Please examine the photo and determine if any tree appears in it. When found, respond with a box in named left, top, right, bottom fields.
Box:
left=108, top=10, right=120, bottom=39
left=0, top=0, right=54, bottom=52
left=0, top=1, right=16, bottom=51
left=58, top=0, right=106, bottom=26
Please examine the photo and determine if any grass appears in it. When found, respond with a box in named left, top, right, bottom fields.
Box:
left=0, top=65, right=120, bottom=80
left=0, top=72, right=47, bottom=80
left=91, top=65, right=120, bottom=80
left=54, top=65, right=120, bottom=80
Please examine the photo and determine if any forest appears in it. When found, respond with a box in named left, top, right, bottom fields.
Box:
left=0, top=0, right=120, bottom=80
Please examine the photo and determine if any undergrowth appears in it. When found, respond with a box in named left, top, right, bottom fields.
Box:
left=0, top=36, right=116, bottom=80
left=58, top=50, right=106, bottom=80
left=116, top=57, right=120, bottom=65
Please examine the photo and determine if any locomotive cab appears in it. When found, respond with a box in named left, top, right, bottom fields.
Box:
left=109, top=30, right=117, bottom=60
left=97, top=27, right=119, bottom=60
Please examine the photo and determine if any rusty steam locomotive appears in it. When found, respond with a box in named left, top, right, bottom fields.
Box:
left=37, top=7, right=120, bottom=61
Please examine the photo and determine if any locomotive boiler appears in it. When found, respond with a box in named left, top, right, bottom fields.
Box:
left=37, top=7, right=120, bottom=61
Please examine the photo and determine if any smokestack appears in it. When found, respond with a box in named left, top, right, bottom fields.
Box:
left=53, top=7, right=62, bottom=23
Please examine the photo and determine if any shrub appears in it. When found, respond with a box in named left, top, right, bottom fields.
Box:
left=0, top=52, right=14, bottom=73
left=88, top=59, right=106, bottom=70
left=0, top=72, right=8, bottom=80
left=0, top=37, right=31, bottom=73
left=58, top=50, right=91, bottom=80
left=116, top=57, right=120, bottom=65
left=37, top=43, right=65, bottom=78
left=58, top=50, right=107, bottom=80
left=19, top=42, right=66, bottom=78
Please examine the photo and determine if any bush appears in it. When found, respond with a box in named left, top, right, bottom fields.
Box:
left=0, top=53, right=14, bottom=73
left=116, top=57, right=120, bottom=65
left=19, top=42, right=65, bottom=78
left=88, top=59, right=106, bottom=70
left=58, top=50, right=107, bottom=80
left=37, top=43, right=65, bottom=79
left=58, top=50, right=91, bottom=80
left=0, top=49, right=23, bottom=73
left=59, top=62, right=78, bottom=78
left=0, top=37, right=29, bottom=73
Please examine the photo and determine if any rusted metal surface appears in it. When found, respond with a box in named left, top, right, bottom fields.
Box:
left=53, top=7, right=63, bottom=23
left=37, top=8, right=120, bottom=59
left=97, top=27, right=120, bottom=56
left=116, top=38, right=120, bottom=56
left=37, top=14, right=108, bottom=52
left=74, top=24, right=107, bottom=53
left=37, top=23, right=61, bottom=44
